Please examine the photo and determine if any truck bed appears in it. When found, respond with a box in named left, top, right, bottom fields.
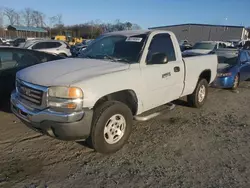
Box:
left=181, top=54, right=218, bottom=97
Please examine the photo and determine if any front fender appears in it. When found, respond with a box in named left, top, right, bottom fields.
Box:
left=83, top=87, right=143, bottom=113
left=75, top=68, right=145, bottom=114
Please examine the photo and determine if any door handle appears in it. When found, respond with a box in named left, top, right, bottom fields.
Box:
left=174, top=66, right=180, bottom=72
left=162, top=72, right=171, bottom=78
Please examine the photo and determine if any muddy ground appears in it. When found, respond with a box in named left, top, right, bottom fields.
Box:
left=0, top=83, right=250, bottom=188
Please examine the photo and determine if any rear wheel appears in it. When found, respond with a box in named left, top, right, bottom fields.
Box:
left=88, top=101, right=133, bottom=154
left=187, top=79, right=208, bottom=108
left=232, top=74, right=239, bottom=90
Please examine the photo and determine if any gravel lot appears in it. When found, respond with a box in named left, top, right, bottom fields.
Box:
left=0, top=82, right=250, bottom=188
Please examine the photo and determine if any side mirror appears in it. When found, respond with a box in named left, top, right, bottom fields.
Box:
left=148, top=53, right=168, bottom=65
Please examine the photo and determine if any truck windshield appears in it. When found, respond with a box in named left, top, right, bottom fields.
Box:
left=193, top=42, right=216, bottom=50
left=79, top=34, right=147, bottom=63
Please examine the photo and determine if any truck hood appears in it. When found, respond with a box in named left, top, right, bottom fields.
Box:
left=183, top=49, right=212, bottom=56
left=17, top=58, right=130, bottom=86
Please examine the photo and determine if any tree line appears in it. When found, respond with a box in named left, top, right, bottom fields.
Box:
left=0, top=7, right=141, bottom=38
left=52, top=20, right=141, bottom=38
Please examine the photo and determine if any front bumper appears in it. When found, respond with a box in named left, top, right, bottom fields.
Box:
left=11, top=92, right=93, bottom=141
left=211, top=76, right=235, bottom=88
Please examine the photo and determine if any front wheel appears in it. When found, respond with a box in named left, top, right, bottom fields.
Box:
left=88, top=101, right=133, bottom=154
left=187, top=79, right=208, bottom=108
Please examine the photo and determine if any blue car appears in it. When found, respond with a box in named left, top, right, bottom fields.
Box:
left=212, top=50, right=250, bottom=89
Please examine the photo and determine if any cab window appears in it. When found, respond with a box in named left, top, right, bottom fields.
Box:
left=146, top=34, right=176, bottom=64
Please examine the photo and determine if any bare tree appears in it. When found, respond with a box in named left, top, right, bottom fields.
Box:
left=31, top=11, right=39, bottom=26
left=49, top=16, right=56, bottom=27
left=48, top=14, right=63, bottom=28
left=125, top=22, right=132, bottom=30
left=4, top=8, right=17, bottom=25
left=22, top=8, right=33, bottom=26
left=31, top=10, right=45, bottom=27
left=52, top=14, right=63, bottom=27
left=0, top=8, right=4, bottom=27
left=0, top=8, right=4, bottom=37
left=131, top=23, right=141, bottom=30
left=52, top=14, right=64, bottom=34
left=57, top=14, right=63, bottom=25
left=15, top=11, right=22, bottom=25
left=48, top=16, right=58, bottom=37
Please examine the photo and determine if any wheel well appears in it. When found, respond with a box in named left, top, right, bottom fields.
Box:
left=199, top=70, right=211, bottom=83
left=93, top=90, right=138, bottom=115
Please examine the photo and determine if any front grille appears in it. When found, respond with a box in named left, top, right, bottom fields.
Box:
left=16, top=80, right=43, bottom=106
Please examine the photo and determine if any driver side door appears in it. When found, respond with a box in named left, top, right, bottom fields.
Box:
left=140, top=33, right=185, bottom=111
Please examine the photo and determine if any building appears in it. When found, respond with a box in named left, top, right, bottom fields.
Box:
left=5, top=25, right=48, bottom=38
left=149, top=23, right=249, bottom=44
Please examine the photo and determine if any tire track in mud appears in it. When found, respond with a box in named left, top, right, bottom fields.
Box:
left=0, top=134, right=44, bottom=149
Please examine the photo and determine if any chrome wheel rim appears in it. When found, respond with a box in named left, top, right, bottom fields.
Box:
left=198, top=85, right=206, bottom=102
left=104, top=114, right=126, bottom=144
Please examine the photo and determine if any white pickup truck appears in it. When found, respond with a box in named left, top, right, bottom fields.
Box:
left=11, top=30, right=218, bottom=153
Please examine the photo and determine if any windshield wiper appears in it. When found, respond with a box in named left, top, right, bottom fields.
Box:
left=115, top=58, right=131, bottom=63
left=82, top=54, right=131, bottom=63
left=103, top=55, right=117, bottom=61
left=103, top=55, right=131, bottom=63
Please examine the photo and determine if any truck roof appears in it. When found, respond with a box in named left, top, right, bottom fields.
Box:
left=104, top=30, right=150, bottom=37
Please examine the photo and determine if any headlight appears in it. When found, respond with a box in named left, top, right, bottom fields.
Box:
left=48, top=86, right=83, bottom=111
left=217, top=72, right=232, bottom=77
left=48, top=86, right=83, bottom=99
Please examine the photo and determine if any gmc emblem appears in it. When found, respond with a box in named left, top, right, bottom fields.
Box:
left=20, top=86, right=31, bottom=96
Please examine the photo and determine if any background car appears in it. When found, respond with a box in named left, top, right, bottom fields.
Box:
left=0, top=38, right=10, bottom=46
left=9, top=38, right=26, bottom=47
left=26, top=40, right=72, bottom=57
left=212, top=49, right=250, bottom=89
left=0, top=47, right=64, bottom=102
left=179, top=40, right=193, bottom=52
left=179, top=40, right=192, bottom=50
left=18, top=38, right=44, bottom=48
left=71, top=39, right=94, bottom=57
left=227, top=39, right=240, bottom=48
left=182, top=41, right=227, bottom=57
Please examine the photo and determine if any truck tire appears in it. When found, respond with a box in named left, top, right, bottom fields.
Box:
left=89, top=101, right=133, bottom=154
left=187, top=79, right=208, bottom=108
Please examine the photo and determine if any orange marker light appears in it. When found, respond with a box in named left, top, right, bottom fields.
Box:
left=67, top=103, right=77, bottom=109
left=68, top=87, right=83, bottom=98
